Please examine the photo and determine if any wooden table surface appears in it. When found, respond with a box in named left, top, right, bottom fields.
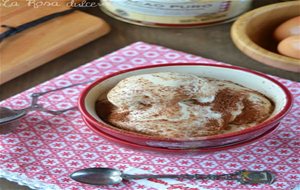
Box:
left=0, top=0, right=299, bottom=189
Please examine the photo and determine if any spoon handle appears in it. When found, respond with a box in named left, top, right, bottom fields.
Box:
left=31, top=80, right=93, bottom=97
left=26, top=80, right=93, bottom=115
left=122, top=173, right=236, bottom=180
left=122, top=170, right=275, bottom=184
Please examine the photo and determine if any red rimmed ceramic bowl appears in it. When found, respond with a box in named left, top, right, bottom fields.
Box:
left=78, top=63, right=293, bottom=149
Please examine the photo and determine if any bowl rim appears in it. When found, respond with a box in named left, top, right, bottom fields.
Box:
left=78, top=63, right=293, bottom=142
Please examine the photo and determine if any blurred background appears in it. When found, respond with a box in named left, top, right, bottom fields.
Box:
left=1, top=0, right=299, bottom=102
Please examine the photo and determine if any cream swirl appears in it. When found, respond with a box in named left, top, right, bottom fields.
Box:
left=99, top=72, right=274, bottom=139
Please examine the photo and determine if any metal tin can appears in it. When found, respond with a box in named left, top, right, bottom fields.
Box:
left=100, top=0, right=253, bottom=27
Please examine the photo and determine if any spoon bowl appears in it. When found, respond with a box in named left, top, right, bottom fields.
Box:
left=70, top=168, right=122, bottom=185
left=0, top=107, right=26, bottom=125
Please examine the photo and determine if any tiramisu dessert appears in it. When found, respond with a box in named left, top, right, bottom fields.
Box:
left=96, top=72, right=274, bottom=140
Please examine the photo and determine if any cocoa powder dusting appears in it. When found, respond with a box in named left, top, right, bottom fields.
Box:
left=95, top=100, right=114, bottom=121
left=96, top=100, right=129, bottom=123
left=204, top=119, right=222, bottom=131
left=211, top=88, right=244, bottom=128
left=212, top=88, right=242, bottom=113
left=109, top=111, right=129, bottom=122
left=212, top=89, right=273, bottom=125
left=232, top=98, right=263, bottom=124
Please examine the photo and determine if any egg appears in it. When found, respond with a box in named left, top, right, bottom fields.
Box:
left=274, top=16, right=300, bottom=41
left=277, top=35, right=300, bottom=59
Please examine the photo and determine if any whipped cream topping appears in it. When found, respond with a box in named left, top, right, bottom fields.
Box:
left=107, top=72, right=218, bottom=109
left=99, top=72, right=274, bottom=139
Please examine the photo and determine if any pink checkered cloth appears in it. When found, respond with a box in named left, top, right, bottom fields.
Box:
left=0, top=42, right=299, bottom=190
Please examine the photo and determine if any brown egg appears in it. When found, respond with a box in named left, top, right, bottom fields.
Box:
left=277, top=35, right=300, bottom=59
left=274, top=16, right=300, bottom=41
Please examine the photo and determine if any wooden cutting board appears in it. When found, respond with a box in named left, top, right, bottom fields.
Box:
left=0, top=1, right=110, bottom=84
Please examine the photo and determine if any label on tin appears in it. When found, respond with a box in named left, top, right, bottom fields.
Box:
left=101, top=0, right=252, bottom=26
left=104, top=0, right=230, bottom=17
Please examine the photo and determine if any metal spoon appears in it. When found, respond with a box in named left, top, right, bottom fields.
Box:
left=70, top=168, right=276, bottom=185
left=0, top=80, right=92, bottom=126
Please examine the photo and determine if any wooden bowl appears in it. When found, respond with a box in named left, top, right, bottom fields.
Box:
left=231, top=1, right=300, bottom=72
